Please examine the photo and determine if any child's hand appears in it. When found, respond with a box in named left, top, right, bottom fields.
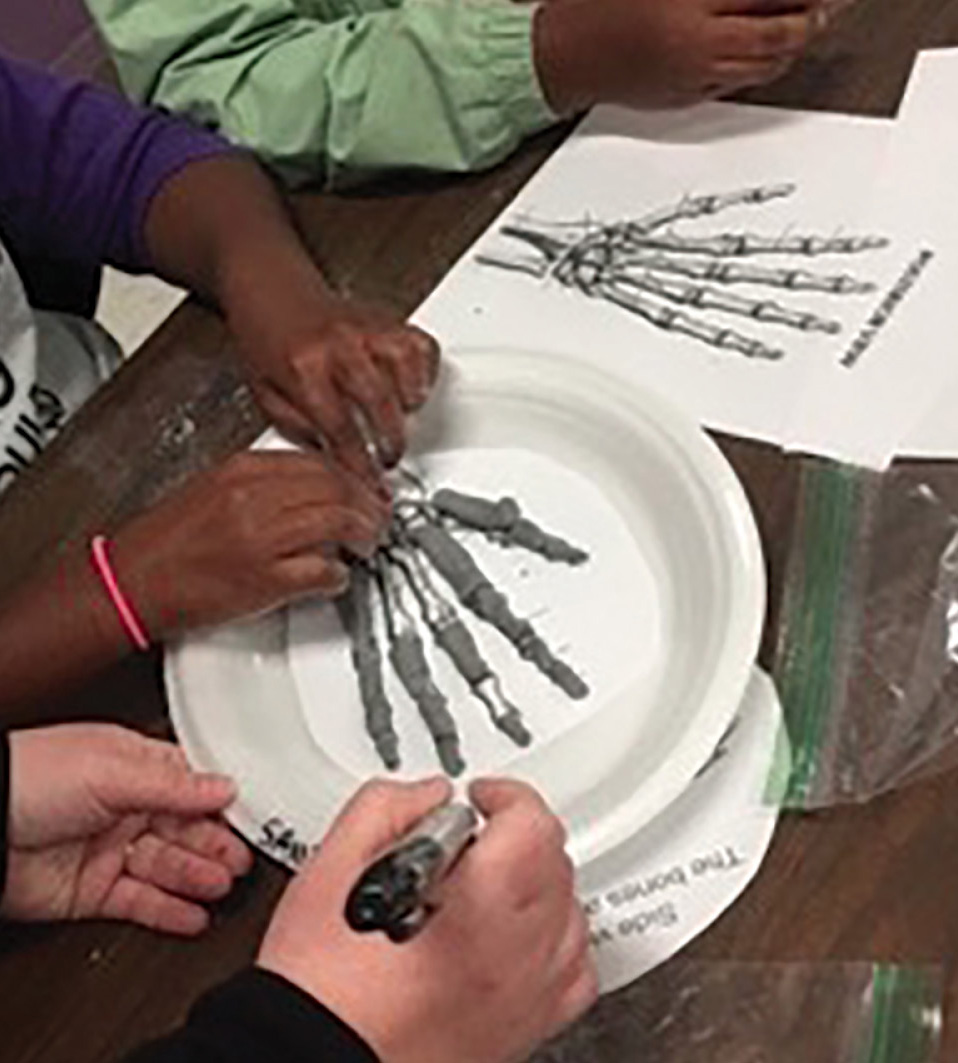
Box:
left=112, top=450, right=389, bottom=637
left=258, top=777, right=596, bottom=1063
left=145, top=154, right=440, bottom=486
left=228, top=280, right=440, bottom=484
left=535, top=0, right=829, bottom=112
left=3, top=724, right=250, bottom=933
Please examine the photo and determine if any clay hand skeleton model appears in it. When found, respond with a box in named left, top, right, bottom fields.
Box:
left=335, top=479, right=590, bottom=776
left=478, top=184, right=888, bottom=361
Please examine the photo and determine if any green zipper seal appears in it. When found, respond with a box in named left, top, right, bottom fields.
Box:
left=773, top=460, right=874, bottom=807
left=763, top=714, right=794, bottom=807
left=858, top=965, right=941, bottom=1063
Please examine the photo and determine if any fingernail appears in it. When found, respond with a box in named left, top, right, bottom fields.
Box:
left=375, top=476, right=393, bottom=504
left=350, top=536, right=378, bottom=560
left=203, top=773, right=238, bottom=797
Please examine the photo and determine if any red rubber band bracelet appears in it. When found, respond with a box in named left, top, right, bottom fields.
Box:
left=90, top=536, right=150, bottom=651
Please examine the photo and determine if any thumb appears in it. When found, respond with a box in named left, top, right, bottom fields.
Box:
left=319, top=776, right=453, bottom=870
left=99, top=748, right=237, bottom=818
left=469, top=776, right=551, bottom=819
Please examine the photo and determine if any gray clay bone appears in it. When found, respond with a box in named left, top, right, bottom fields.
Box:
left=335, top=566, right=400, bottom=770
left=431, top=488, right=589, bottom=566
left=405, top=520, right=589, bottom=700
left=379, top=565, right=466, bottom=777
left=398, top=551, right=532, bottom=748
left=389, top=630, right=466, bottom=777
left=435, top=623, right=533, bottom=747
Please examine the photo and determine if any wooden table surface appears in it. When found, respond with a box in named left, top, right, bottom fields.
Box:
left=4, top=1, right=958, bottom=1059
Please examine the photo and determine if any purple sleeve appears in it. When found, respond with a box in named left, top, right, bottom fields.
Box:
left=0, top=52, right=234, bottom=273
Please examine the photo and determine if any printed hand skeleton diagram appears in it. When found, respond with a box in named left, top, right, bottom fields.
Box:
left=336, top=475, right=590, bottom=776
left=478, top=185, right=888, bottom=361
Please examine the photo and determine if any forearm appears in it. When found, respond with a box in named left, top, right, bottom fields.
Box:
left=0, top=550, right=131, bottom=711
left=87, top=0, right=553, bottom=188
left=143, top=152, right=338, bottom=344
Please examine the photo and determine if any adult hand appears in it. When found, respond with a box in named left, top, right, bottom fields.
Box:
left=259, top=777, right=597, bottom=1063
left=535, top=0, right=831, bottom=113
left=112, top=450, right=389, bottom=638
left=3, top=724, right=251, bottom=934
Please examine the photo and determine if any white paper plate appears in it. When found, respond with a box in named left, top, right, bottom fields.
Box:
left=167, top=348, right=764, bottom=871
left=583, top=668, right=786, bottom=993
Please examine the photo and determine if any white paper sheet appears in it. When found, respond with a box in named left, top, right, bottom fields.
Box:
left=889, top=49, right=958, bottom=460
left=899, top=48, right=958, bottom=124
left=416, top=103, right=893, bottom=454
left=787, top=51, right=958, bottom=466
left=581, top=668, right=786, bottom=994
left=902, top=375, right=958, bottom=459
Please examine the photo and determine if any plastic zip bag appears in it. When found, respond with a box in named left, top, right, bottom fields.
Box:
left=532, top=961, right=942, bottom=1062
left=774, top=456, right=958, bottom=807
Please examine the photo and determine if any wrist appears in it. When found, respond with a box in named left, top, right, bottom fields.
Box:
left=0, top=549, right=132, bottom=708
left=109, top=526, right=175, bottom=642
left=214, top=969, right=380, bottom=1063
left=533, top=0, right=604, bottom=115
left=90, top=536, right=150, bottom=651
left=219, top=238, right=340, bottom=365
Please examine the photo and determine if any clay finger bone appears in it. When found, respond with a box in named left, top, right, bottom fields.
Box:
left=430, top=488, right=589, bottom=565
left=397, top=547, right=532, bottom=748
left=405, top=520, right=589, bottom=700
left=377, top=559, right=466, bottom=777
left=336, top=565, right=400, bottom=770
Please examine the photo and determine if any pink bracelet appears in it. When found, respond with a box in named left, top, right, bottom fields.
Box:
left=90, top=535, right=151, bottom=651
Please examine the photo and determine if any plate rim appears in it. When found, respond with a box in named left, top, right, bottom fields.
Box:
left=438, top=347, right=766, bottom=863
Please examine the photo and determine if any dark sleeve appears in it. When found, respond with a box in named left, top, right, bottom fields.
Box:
left=0, top=730, right=8, bottom=906
left=0, top=51, right=233, bottom=275
left=124, top=969, right=379, bottom=1063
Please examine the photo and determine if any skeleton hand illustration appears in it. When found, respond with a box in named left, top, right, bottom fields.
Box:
left=336, top=479, right=590, bottom=776
left=479, top=185, right=888, bottom=361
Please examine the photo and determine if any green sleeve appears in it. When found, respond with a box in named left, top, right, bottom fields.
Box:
left=83, top=0, right=556, bottom=188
